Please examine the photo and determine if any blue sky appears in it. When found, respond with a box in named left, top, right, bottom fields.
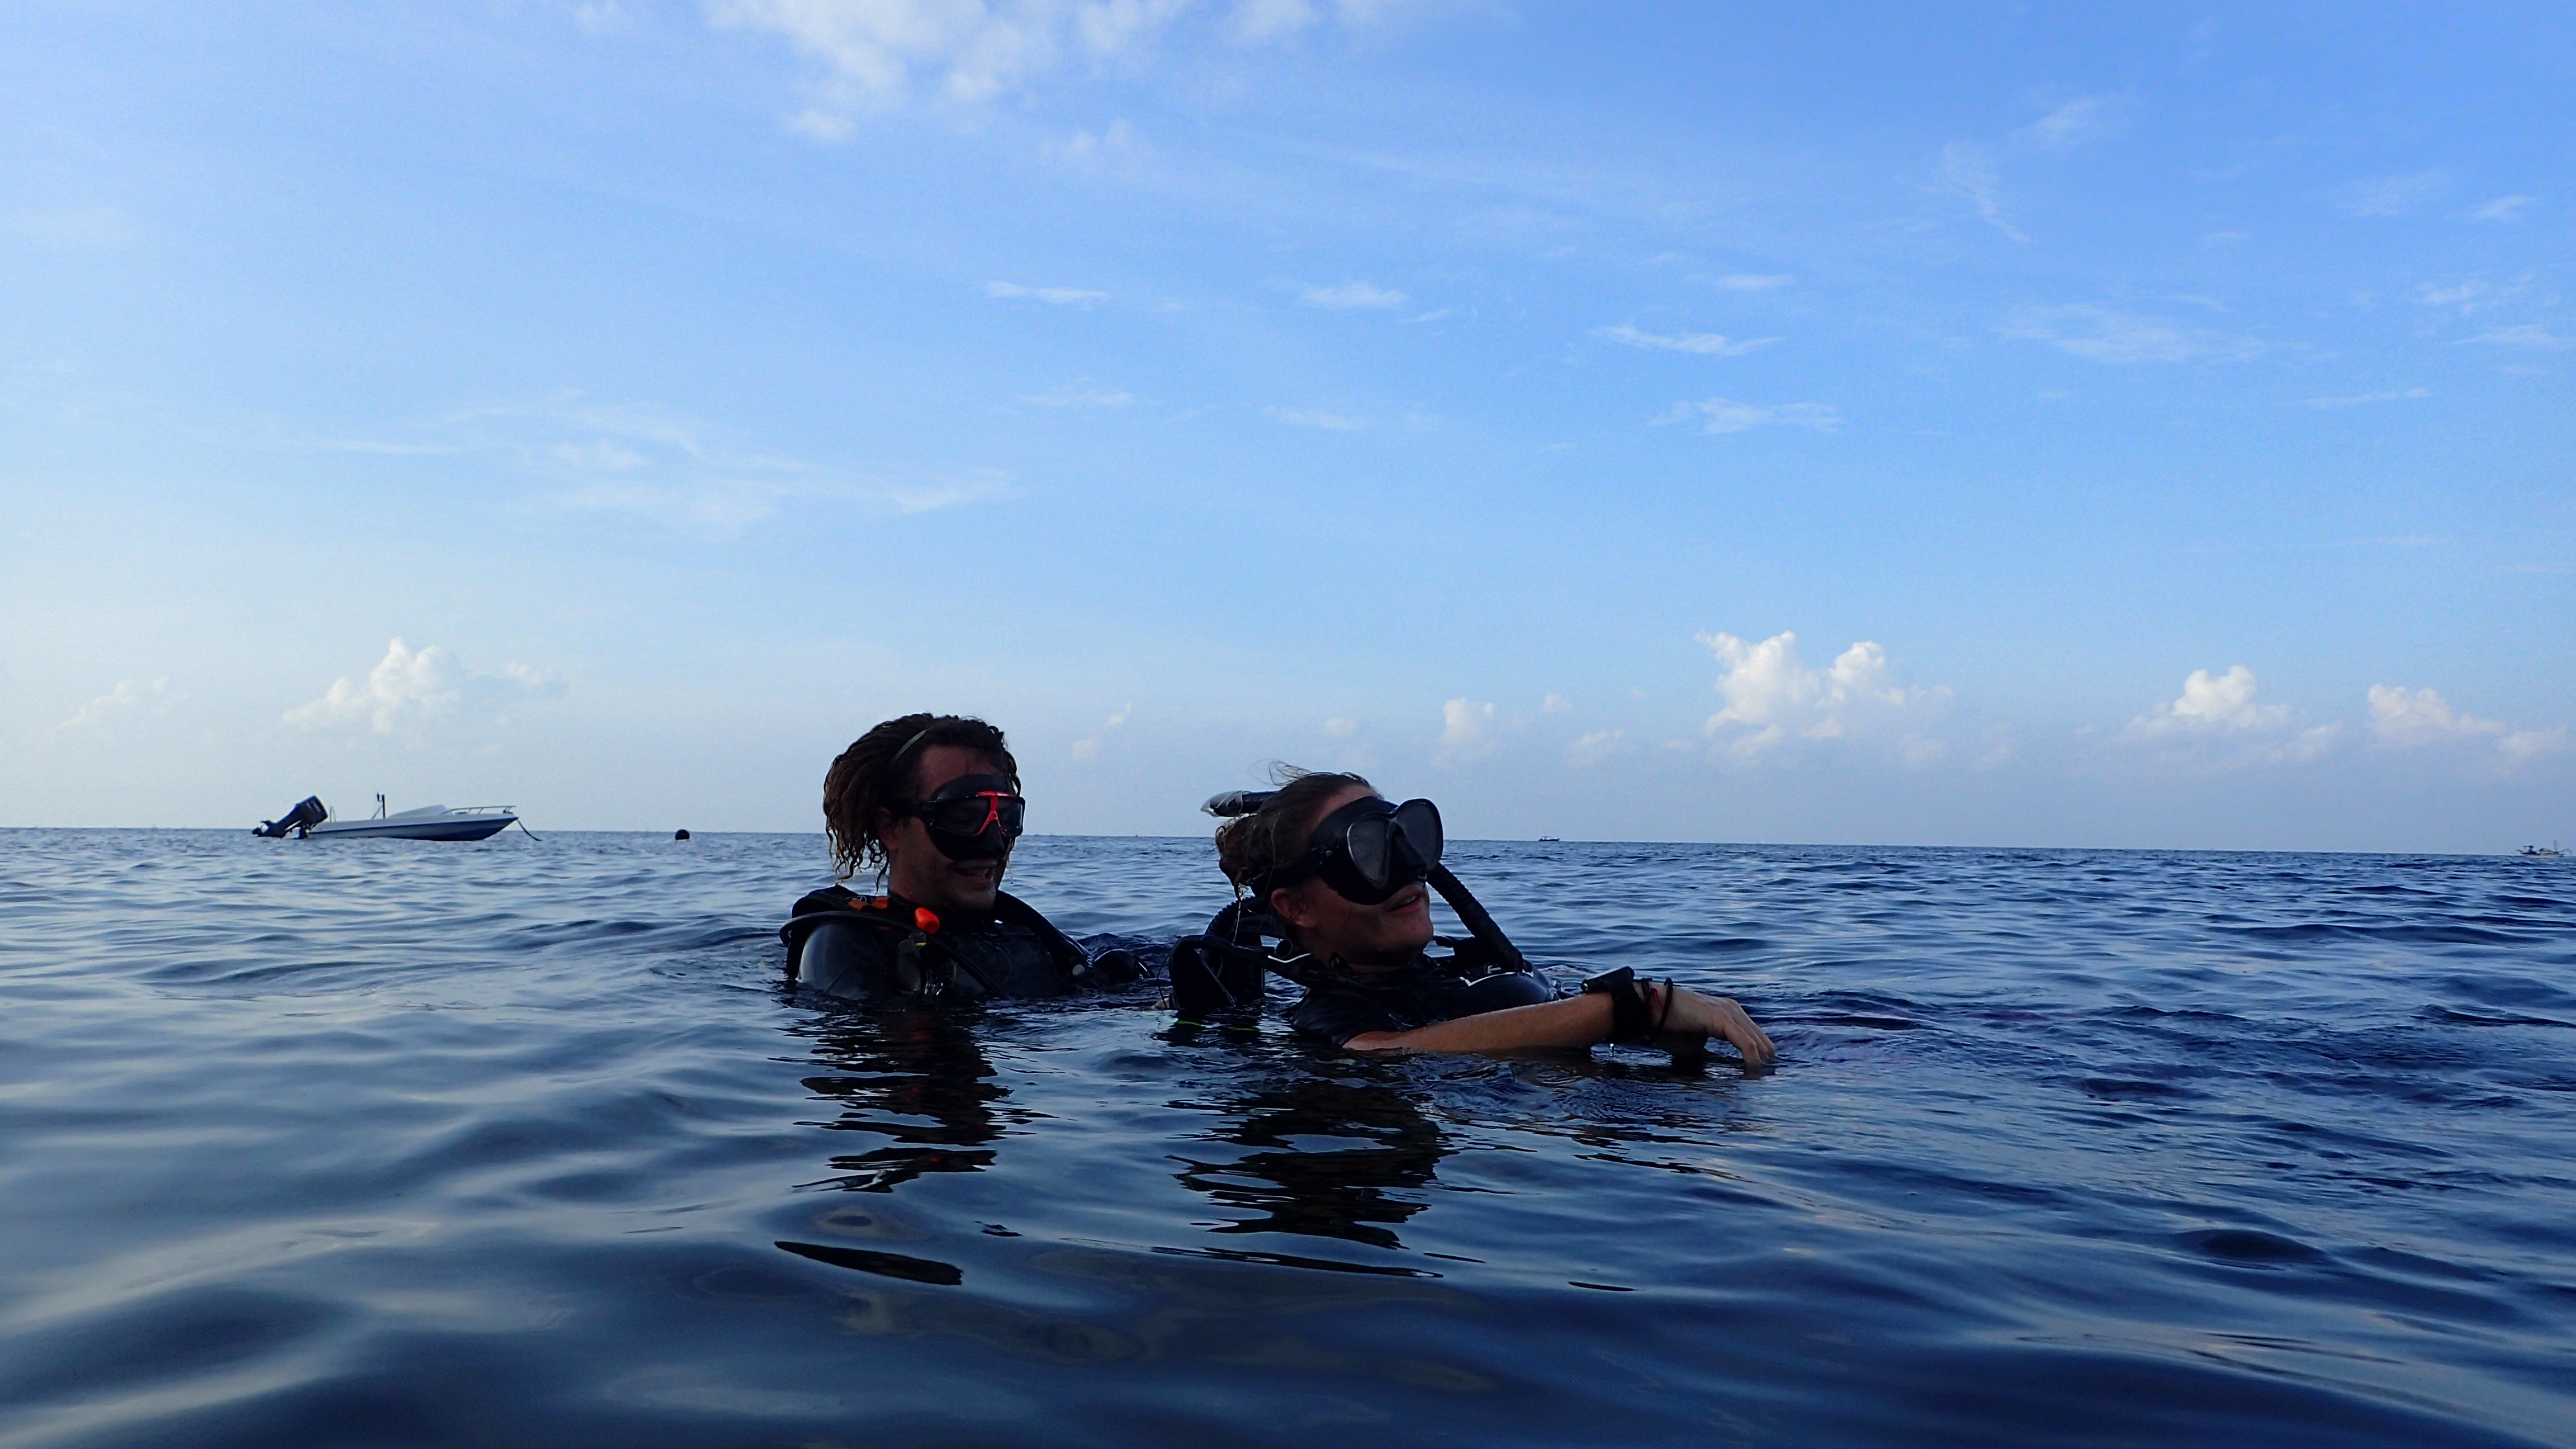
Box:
left=4, top=1, right=2570, bottom=850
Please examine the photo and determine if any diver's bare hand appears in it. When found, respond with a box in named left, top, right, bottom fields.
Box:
left=1654, top=984, right=1775, bottom=1068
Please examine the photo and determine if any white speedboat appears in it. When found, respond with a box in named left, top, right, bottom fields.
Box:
left=256, top=794, right=520, bottom=841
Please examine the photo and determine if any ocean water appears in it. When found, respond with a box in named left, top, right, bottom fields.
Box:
left=2, top=830, right=2572, bottom=1448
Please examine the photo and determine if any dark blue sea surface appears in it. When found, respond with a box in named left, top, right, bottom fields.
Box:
left=3, top=831, right=2573, bottom=1447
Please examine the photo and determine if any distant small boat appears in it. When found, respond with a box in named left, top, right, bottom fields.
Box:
left=256, top=794, right=520, bottom=842
left=2520, top=841, right=2565, bottom=858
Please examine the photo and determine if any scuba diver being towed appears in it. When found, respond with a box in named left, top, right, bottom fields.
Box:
left=780, top=713, right=1141, bottom=1000
left=1170, top=770, right=1774, bottom=1066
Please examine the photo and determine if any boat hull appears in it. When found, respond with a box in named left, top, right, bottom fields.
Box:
left=305, top=817, right=515, bottom=842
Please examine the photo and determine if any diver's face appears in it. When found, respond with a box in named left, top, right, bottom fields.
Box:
left=882, top=745, right=1009, bottom=915
left=1268, top=784, right=1437, bottom=969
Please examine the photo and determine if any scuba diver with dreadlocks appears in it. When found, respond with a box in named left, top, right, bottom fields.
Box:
left=780, top=713, right=1140, bottom=1000
left=1169, top=770, right=1774, bottom=1065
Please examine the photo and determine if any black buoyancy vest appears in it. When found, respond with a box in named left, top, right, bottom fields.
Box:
left=779, top=886, right=1138, bottom=996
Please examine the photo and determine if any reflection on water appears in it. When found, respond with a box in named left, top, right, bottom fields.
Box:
left=789, top=1001, right=1010, bottom=1194
left=1171, top=1068, right=1448, bottom=1254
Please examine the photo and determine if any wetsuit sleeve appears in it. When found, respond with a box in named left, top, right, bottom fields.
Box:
left=1289, top=987, right=1405, bottom=1048
left=798, top=917, right=898, bottom=999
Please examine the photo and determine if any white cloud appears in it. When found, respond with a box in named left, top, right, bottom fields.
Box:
left=1540, top=693, right=1572, bottom=714
left=57, top=678, right=179, bottom=731
left=1266, top=405, right=1361, bottom=430
left=2368, top=685, right=2565, bottom=764
left=1322, top=716, right=1358, bottom=738
left=2020, top=94, right=2118, bottom=154
left=1435, top=698, right=1498, bottom=765
left=2472, top=195, right=2534, bottom=222
left=2004, top=304, right=2264, bottom=364
left=2137, top=666, right=2289, bottom=733
left=2466, top=324, right=2574, bottom=351
left=575, top=2, right=631, bottom=35
left=2336, top=172, right=2447, bottom=217
left=1697, top=631, right=1949, bottom=759
left=1565, top=728, right=1628, bottom=767
left=987, top=280, right=1110, bottom=305
left=1300, top=281, right=1407, bottom=310
left=1716, top=273, right=1793, bottom=291
left=1930, top=142, right=2026, bottom=242
left=1594, top=324, right=1776, bottom=357
left=1655, top=398, right=1840, bottom=435
left=285, top=640, right=562, bottom=735
left=2300, top=387, right=2428, bottom=409
left=2124, top=666, right=2340, bottom=763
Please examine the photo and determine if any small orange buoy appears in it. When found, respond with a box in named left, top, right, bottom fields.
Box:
left=913, top=906, right=941, bottom=932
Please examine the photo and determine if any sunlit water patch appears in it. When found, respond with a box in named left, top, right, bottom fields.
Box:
left=2, top=831, right=2571, bottom=1446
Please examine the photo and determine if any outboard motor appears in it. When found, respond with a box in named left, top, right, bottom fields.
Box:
left=254, top=795, right=328, bottom=839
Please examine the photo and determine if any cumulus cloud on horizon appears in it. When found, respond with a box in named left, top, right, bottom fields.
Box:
left=2125, top=665, right=2338, bottom=763
left=2367, top=685, right=2564, bottom=764
left=285, top=640, right=563, bottom=735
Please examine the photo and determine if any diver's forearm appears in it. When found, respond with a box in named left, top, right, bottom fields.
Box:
left=1344, top=993, right=1616, bottom=1053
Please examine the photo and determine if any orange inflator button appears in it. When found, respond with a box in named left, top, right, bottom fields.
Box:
left=913, top=907, right=941, bottom=932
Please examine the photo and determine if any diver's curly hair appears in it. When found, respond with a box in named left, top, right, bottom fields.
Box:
left=822, top=713, right=1020, bottom=882
left=1213, top=765, right=1376, bottom=899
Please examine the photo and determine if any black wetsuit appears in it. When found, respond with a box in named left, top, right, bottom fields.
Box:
left=782, top=886, right=1117, bottom=1001
left=1289, top=956, right=1555, bottom=1048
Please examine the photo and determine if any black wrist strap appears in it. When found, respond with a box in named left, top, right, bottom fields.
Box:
left=1581, top=967, right=1654, bottom=1044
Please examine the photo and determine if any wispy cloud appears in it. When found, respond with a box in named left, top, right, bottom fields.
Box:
left=1715, top=273, right=1794, bottom=291
left=714, top=0, right=1389, bottom=115
left=2301, top=387, right=2428, bottom=409
left=2335, top=171, right=2447, bottom=217
left=1594, top=324, right=1776, bottom=356
left=1071, top=702, right=1133, bottom=760
left=1930, top=142, right=2027, bottom=242
left=463, top=395, right=1010, bottom=529
left=2019, top=94, right=2120, bottom=154
left=2004, top=304, right=2264, bottom=363
left=1566, top=728, right=1628, bottom=767
left=2471, top=195, right=2534, bottom=222
left=1434, top=697, right=1499, bottom=766
left=2465, top=324, right=2574, bottom=351
left=1266, top=405, right=1361, bottom=430
left=2368, top=685, right=2564, bottom=765
left=57, top=678, right=179, bottom=732
left=1655, top=398, right=1840, bottom=435
left=1300, top=281, right=1408, bottom=310
left=10, top=207, right=132, bottom=248
left=987, top=280, right=1110, bottom=306
left=1022, top=384, right=1133, bottom=407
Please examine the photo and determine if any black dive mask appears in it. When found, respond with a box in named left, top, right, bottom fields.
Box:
left=1268, top=796, right=1443, bottom=906
left=898, top=773, right=1025, bottom=861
